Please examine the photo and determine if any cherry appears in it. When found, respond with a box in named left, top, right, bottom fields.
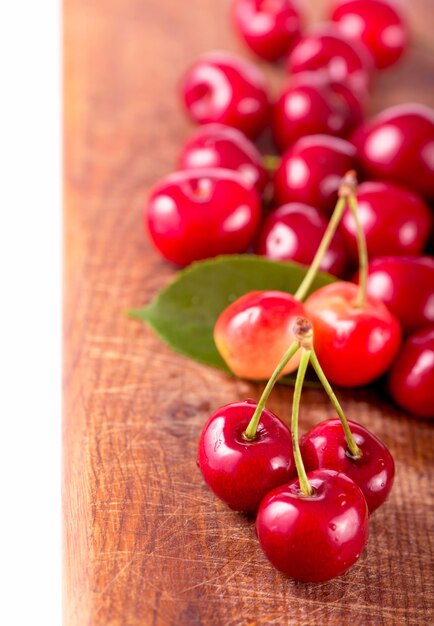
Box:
left=214, top=291, right=306, bottom=379
left=388, top=324, right=434, bottom=418
left=305, top=281, right=402, bottom=387
left=197, top=400, right=296, bottom=512
left=388, top=326, right=434, bottom=419
left=232, top=0, right=302, bottom=62
left=330, top=0, right=408, bottom=69
left=145, top=168, right=261, bottom=266
left=273, top=135, right=357, bottom=215
left=256, top=469, right=369, bottom=582
left=287, top=24, right=374, bottom=94
left=351, top=103, right=434, bottom=200
left=301, top=418, right=395, bottom=513
left=272, top=72, right=364, bottom=151
left=181, top=51, right=269, bottom=138
left=178, top=124, right=268, bottom=194
left=355, top=256, right=434, bottom=334
left=256, top=202, right=349, bottom=276
left=340, top=181, right=432, bottom=261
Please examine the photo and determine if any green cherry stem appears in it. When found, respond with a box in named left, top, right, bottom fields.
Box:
left=348, top=193, right=368, bottom=309
left=291, top=347, right=313, bottom=496
left=309, top=349, right=362, bottom=459
left=294, top=170, right=359, bottom=302
left=294, top=199, right=346, bottom=302
left=243, top=342, right=300, bottom=440
left=262, top=154, right=281, bottom=172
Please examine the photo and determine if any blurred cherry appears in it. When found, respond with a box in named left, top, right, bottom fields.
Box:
left=181, top=51, right=270, bottom=138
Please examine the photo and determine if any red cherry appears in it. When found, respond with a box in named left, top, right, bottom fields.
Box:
left=388, top=326, right=434, bottom=419
left=287, top=24, right=374, bottom=94
left=214, top=290, right=306, bottom=379
left=145, top=169, right=261, bottom=266
left=256, top=202, right=349, bottom=276
left=331, top=0, right=408, bottom=69
left=355, top=256, right=434, bottom=334
left=178, top=124, right=268, bottom=193
left=351, top=103, right=434, bottom=199
left=273, top=134, right=357, bottom=214
left=301, top=418, right=395, bottom=513
left=197, top=400, right=296, bottom=511
left=305, top=281, right=402, bottom=387
left=256, top=469, right=369, bottom=582
left=340, top=181, right=432, bottom=261
left=181, top=51, right=269, bottom=138
left=232, top=0, right=302, bottom=62
left=272, top=72, right=364, bottom=151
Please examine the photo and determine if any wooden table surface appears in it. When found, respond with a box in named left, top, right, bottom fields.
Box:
left=63, top=1, right=434, bottom=624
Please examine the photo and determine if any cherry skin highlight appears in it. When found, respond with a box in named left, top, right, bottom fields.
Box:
left=388, top=326, right=434, bottom=419
left=179, top=124, right=268, bottom=193
left=305, top=282, right=402, bottom=387
left=351, top=103, right=434, bottom=199
left=301, top=418, right=395, bottom=513
left=287, top=23, right=373, bottom=94
left=214, top=290, right=306, bottom=380
left=197, top=400, right=296, bottom=512
left=331, top=0, right=408, bottom=69
left=273, top=134, right=357, bottom=215
left=181, top=51, right=269, bottom=138
left=232, top=0, right=302, bottom=62
left=340, top=181, right=432, bottom=261
left=354, top=256, right=434, bottom=335
left=256, top=469, right=369, bottom=582
left=272, top=72, right=364, bottom=151
left=145, top=168, right=261, bottom=266
left=256, top=202, right=349, bottom=276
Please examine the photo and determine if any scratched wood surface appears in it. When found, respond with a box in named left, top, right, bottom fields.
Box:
left=63, top=1, right=434, bottom=624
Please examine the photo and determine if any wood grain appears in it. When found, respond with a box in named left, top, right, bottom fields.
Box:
left=63, top=1, right=434, bottom=624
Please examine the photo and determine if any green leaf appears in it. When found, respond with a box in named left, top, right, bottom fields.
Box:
left=129, top=255, right=336, bottom=381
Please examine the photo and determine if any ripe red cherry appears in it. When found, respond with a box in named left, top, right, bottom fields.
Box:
left=256, top=469, right=369, bottom=582
left=351, top=103, right=434, bottom=200
left=355, top=256, right=434, bottom=334
left=287, top=24, right=373, bottom=93
left=197, top=400, right=296, bottom=512
left=256, top=202, right=349, bottom=276
left=388, top=326, right=434, bottom=419
left=145, top=169, right=260, bottom=266
left=331, top=0, right=408, bottom=69
left=214, top=290, right=306, bottom=380
left=301, top=419, right=395, bottom=513
left=273, top=134, right=357, bottom=215
left=232, top=0, right=302, bottom=62
left=181, top=51, right=269, bottom=138
left=305, top=282, right=402, bottom=387
left=178, top=124, right=268, bottom=193
left=340, top=181, right=432, bottom=261
left=272, top=72, right=364, bottom=151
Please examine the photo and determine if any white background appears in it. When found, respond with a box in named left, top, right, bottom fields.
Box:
left=0, top=1, right=61, bottom=624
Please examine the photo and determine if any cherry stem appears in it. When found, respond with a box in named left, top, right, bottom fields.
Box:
left=243, top=342, right=300, bottom=440
left=262, top=154, right=281, bottom=171
left=291, top=347, right=313, bottom=497
left=294, top=196, right=347, bottom=302
left=309, top=349, right=362, bottom=459
left=348, top=193, right=368, bottom=308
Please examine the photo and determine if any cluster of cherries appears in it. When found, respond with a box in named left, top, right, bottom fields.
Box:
left=198, top=313, right=395, bottom=582
left=144, top=0, right=434, bottom=419
left=143, top=0, right=434, bottom=583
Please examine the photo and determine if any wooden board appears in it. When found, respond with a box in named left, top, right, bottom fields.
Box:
left=63, top=1, right=434, bottom=624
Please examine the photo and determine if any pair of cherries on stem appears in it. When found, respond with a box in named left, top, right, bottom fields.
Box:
left=198, top=317, right=395, bottom=582
left=215, top=171, right=402, bottom=388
